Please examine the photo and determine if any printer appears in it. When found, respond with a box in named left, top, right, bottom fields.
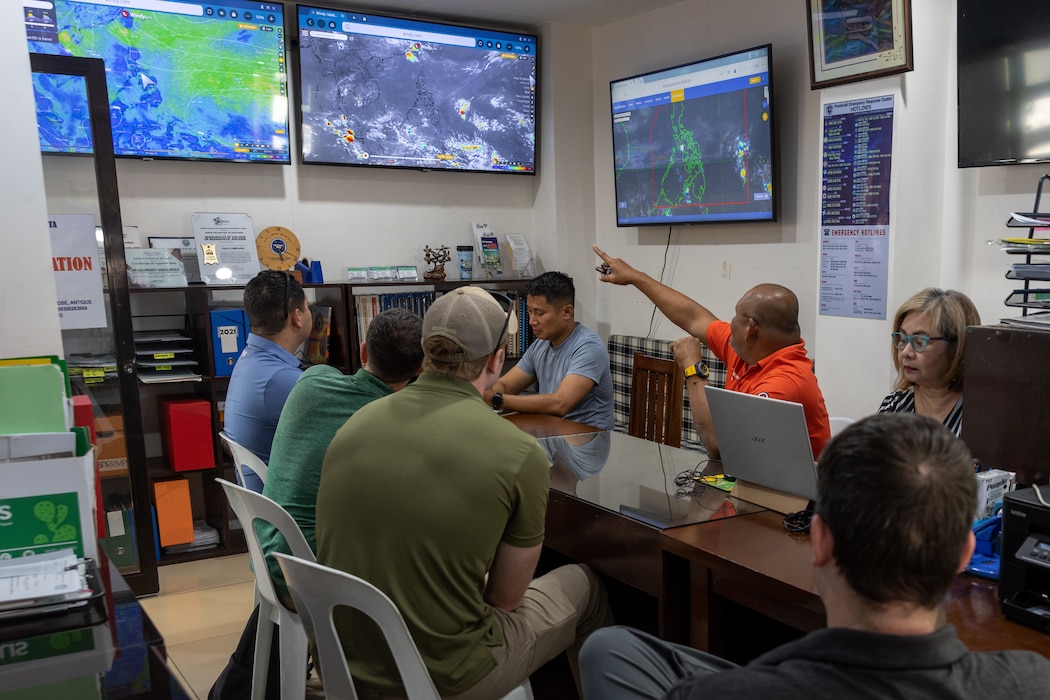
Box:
left=999, top=487, right=1050, bottom=631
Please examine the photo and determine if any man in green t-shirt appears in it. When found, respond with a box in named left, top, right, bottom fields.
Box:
left=317, top=287, right=611, bottom=700
left=211, top=308, right=423, bottom=700
left=261, top=307, right=425, bottom=593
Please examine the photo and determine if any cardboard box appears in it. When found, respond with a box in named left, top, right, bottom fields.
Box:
left=0, top=450, right=97, bottom=560
left=153, top=479, right=194, bottom=547
left=976, top=469, right=1015, bottom=519
left=158, top=397, right=214, bottom=472
left=210, top=308, right=248, bottom=377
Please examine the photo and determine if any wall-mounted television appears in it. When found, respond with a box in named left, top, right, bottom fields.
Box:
left=957, top=0, right=1050, bottom=168
left=295, top=5, right=537, bottom=174
left=24, top=0, right=290, bottom=163
left=610, top=45, right=776, bottom=226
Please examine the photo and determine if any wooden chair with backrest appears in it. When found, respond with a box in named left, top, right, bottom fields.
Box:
left=272, top=553, right=533, bottom=700
left=628, top=352, right=685, bottom=447
left=217, top=478, right=314, bottom=700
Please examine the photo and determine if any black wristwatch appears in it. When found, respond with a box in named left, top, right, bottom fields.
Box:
left=491, top=392, right=504, bottom=411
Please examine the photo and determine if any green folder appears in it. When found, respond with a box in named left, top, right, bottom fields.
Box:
left=0, top=364, right=69, bottom=435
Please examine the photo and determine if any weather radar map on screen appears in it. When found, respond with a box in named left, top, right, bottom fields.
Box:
left=610, top=45, right=775, bottom=226
left=24, top=0, right=289, bottom=162
left=297, top=6, right=537, bottom=173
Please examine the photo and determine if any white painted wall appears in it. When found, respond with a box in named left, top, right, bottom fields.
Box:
left=1, top=2, right=61, bottom=358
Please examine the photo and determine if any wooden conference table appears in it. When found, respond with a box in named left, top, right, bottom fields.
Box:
left=509, top=415, right=1050, bottom=659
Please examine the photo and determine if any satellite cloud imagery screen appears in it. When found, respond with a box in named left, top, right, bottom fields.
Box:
left=24, top=0, right=290, bottom=162
left=297, top=6, right=537, bottom=173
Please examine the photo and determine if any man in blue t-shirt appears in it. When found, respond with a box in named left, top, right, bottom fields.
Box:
left=485, top=271, right=614, bottom=430
left=223, top=270, right=312, bottom=492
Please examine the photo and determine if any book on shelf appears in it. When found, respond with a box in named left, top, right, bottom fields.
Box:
left=479, top=235, right=503, bottom=277
left=472, top=221, right=504, bottom=277
left=307, top=305, right=332, bottom=365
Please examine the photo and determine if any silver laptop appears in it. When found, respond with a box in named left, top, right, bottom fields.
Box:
left=704, top=386, right=818, bottom=501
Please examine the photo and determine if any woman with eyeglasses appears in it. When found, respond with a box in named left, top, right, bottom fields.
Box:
left=878, top=288, right=981, bottom=436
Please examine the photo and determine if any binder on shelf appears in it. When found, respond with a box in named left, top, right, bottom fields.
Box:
left=307, top=305, right=332, bottom=365
left=158, top=397, right=214, bottom=472
left=210, top=308, right=248, bottom=377
left=152, top=479, right=194, bottom=548
left=101, top=508, right=136, bottom=568
left=0, top=364, right=69, bottom=435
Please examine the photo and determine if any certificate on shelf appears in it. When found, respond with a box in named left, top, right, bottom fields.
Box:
left=48, top=214, right=107, bottom=330
left=190, top=213, right=260, bottom=285
left=149, top=236, right=202, bottom=284
left=125, top=248, right=188, bottom=288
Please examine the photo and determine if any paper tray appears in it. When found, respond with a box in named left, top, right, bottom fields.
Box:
left=0, top=559, right=107, bottom=642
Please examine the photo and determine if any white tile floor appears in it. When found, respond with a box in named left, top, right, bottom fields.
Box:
left=139, top=554, right=255, bottom=699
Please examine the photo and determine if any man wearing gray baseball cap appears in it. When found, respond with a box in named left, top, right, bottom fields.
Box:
left=316, top=287, right=611, bottom=700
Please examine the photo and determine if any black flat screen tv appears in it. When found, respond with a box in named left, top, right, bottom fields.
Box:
left=24, top=0, right=290, bottom=163
left=295, top=5, right=537, bottom=174
left=958, top=0, right=1050, bottom=168
left=610, top=45, right=776, bottom=226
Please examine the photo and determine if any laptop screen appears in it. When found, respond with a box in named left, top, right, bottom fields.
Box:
left=704, top=386, right=818, bottom=501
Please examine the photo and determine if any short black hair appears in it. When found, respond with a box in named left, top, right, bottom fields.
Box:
left=816, top=413, right=976, bottom=609
left=244, top=271, right=306, bottom=336
left=526, top=271, right=574, bottom=307
left=365, top=309, right=424, bottom=384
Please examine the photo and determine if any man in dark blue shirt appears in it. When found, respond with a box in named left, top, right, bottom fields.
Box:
left=580, top=413, right=1050, bottom=699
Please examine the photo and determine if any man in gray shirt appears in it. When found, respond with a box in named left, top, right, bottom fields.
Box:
left=486, top=271, right=613, bottom=429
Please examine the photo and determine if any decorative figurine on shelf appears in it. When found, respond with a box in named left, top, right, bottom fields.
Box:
left=423, top=245, right=452, bottom=280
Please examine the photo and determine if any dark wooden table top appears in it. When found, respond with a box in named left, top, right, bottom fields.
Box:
left=662, top=511, right=1050, bottom=656
left=504, top=412, right=602, bottom=438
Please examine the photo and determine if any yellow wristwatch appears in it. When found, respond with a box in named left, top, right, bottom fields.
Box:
left=684, top=362, right=710, bottom=380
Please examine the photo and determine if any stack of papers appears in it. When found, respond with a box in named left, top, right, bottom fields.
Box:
left=1007, top=213, right=1050, bottom=228
left=163, top=520, right=220, bottom=554
left=0, top=549, right=94, bottom=619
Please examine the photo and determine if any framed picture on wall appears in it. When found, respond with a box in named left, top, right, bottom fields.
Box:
left=806, top=0, right=914, bottom=90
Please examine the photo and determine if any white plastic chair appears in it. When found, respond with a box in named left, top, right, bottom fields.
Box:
left=219, top=430, right=269, bottom=487
left=272, top=553, right=533, bottom=700
left=828, top=416, right=855, bottom=437
left=217, top=479, right=314, bottom=700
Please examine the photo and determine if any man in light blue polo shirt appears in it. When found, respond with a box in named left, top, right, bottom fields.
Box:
left=485, top=272, right=614, bottom=430
left=223, top=270, right=311, bottom=492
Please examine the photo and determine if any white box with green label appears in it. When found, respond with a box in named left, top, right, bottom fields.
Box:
left=0, top=450, right=97, bottom=562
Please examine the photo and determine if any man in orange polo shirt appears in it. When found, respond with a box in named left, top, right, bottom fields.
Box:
left=594, top=245, right=830, bottom=459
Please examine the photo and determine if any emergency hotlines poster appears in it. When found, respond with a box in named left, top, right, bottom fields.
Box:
left=819, top=95, right=893, bottom=320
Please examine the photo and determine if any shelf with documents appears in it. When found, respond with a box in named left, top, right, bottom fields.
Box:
left=124, top=283, right=353, bottom=566
left=346, top=277, right=535, bottom=370
left=1000, top=174, right=1050, bottom=316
